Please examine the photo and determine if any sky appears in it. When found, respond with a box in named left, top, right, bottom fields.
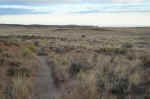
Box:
left=0, top=0, right=150, bottom=26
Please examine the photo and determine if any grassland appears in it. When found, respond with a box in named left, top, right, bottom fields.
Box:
left=0, top=24, right=150, bottom=99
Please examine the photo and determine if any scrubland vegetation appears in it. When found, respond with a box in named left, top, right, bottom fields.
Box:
left=0, top=40, right=39, bottom=99
left=48, top=46, right=150, bottom=99
left=0, top=25, right=150, bottom=99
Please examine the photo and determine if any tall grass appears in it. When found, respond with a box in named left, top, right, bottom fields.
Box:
left=5, top=75, right=32, bottom=99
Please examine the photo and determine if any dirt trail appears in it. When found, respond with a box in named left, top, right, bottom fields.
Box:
left=33, top=55, right=60, bottom=99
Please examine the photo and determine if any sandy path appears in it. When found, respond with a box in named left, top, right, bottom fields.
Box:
left=33, top=55, right=60, bottom=99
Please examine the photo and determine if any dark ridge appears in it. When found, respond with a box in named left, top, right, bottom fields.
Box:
left=0, top=24, right=99, bottom=28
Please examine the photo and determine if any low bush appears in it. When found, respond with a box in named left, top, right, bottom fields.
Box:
left=22, top=48, right=34, bottom=57
left=55, top=47, right=65, bottom=53
left=69, top=61, right=89, bottom=77
left=95, top=54, right=144, bottom=97
left=9, top=60, right=21, bottom=68
left=7, top=68, right=18, bottom=77
left=7, top=67, right=31, bottom=77
left=122, top=42, right=133, bottom=49
left=97, top=72, right=129, bottom=95
left=140, top=55, right=150, bottom=68
left=69, top=61, right=81, bottom=77
left=19, top=67, right=32, bottom=77
left=26, top=43, right=36, bottom=53
left=96, top=48, right=128, bottom=55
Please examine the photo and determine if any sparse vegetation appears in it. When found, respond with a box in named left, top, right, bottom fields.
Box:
left=0, top=25, right=150, bottom=99
left=0, top=39, right=38, bottom=99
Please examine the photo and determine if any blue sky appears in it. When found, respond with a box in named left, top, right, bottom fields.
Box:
left=0, top=0, right=150, bottom=26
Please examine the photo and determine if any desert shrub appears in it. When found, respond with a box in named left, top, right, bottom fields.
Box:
left=0, top=51, right=16, bottom=66
left=81, top=34, right=86, bottom=38
left=97, top=72, right=129, bottom=95
left=69, top=61, right=89, bottom=77
left=27, top=43, right=36, bottom=53
left=23, top=42, right=37, bottom=56
left=97, top=48, right=128, bottom=55
left=125, top=52, right=137, bottom=61
left=9, top=60, right=21, bottom=68
left=52, top=55, right=69, bottom=65
left=7, top=67, right=31, bottom=77
left=18, top=67, right=32, bottom=77
left=7, top=68, right=18, bottom=77
left=4, top=76, right=32, bottom=99
left=140, top=55, right=150, bottom=68
left=122, top=42, right=133, bottom=49
left=1, top=51, right=12, bottom=58
left=55, top=47, right=65, bottom=53
left=95, top=54, right=144, bottom=97
left=61, top=56, right=69, bottom=65
left=22, top=48, right=34, bottom=57
left=69, top=61, right=81, bottom=77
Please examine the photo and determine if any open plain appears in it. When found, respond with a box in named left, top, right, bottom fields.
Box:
left=0, top=24, right=150, bottom=99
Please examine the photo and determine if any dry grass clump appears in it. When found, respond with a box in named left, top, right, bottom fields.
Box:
left=96, top=54, right=144, bottom=96
left=61, top=70, right=98, bottom=99
left=4, top=76, right=32, bottom=99
left=22, top=42, right=37, bottom=57
left=48, top=54, right=71, bottom=86
left=22, top=47, right=35, bottom=57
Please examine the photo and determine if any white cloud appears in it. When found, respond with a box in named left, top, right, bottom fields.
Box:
left=112, top=0, right=144, bottom=3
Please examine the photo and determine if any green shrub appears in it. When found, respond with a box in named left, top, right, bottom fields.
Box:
left=27, top=43, right=36, bottom=53
left=69, top=61, right=89, bottom=77
left=23, top=42, right=37, bottom=57
left=22, top=48, right=34, bottom=57
left=69, top=61, right=81, bottom=77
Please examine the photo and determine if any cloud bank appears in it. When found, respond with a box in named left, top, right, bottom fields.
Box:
left=0, top=2, right=150, bottom=15
left=1, top=0, right=146, bottom=5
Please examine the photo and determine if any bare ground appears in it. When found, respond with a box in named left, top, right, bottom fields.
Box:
left=33, top=55, right=60, bottom=99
